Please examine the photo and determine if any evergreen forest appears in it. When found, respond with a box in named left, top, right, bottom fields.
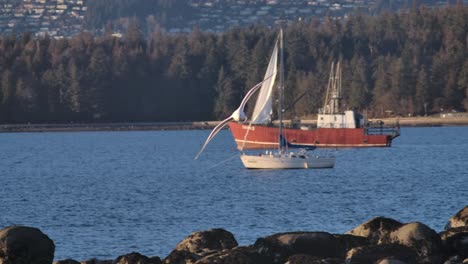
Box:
left=0, top=6, right=467, bottom=124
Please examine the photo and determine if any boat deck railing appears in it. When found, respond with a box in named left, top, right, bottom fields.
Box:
left=365, top=120, right=400, bottom=137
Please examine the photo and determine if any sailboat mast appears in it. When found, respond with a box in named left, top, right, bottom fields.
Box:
left=278, top=28, right=284, bottom=152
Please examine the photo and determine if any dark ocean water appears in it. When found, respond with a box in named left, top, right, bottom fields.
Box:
left=0, top=127, right=467, bottom=261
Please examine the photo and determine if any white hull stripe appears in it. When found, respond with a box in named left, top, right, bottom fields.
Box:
left=234, top=139, right=387, bottom=147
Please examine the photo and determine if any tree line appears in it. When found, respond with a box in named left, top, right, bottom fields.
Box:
left=0, top=6, right=467, bottom=124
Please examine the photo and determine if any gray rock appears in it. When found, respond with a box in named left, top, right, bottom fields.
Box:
left=389, top=222, right=443, bottom=263
left=0, top=225, right=55, bottom=264
left=113, top=252, right=161, bottom=264
left=346, top=217, right=403, bottom=245
left=345, top=243, right=418, bottom=264
left=164, top=228, right=237, bottom=264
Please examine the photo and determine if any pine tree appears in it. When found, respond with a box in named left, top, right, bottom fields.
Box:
left=67, top=59, right=82, bottom=116
left=214, top=66, right=235, bottom=118
left=458, top=60, right=468, bottom=111
left=372, top=56, right=397, bottom=117
left=348, top=56, right=370, bottom=110
left=415, top=66, right=429, bottom=115
left=86, top=47, right=110, bottom=120
left=0, top=70, right=14, bottom=122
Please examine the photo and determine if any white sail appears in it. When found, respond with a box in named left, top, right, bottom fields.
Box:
left=194, top=74, right=276, bottom=160
left=250, top=39, right=278, bottom=124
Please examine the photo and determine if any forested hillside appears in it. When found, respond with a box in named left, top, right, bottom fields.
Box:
left=0, top=7, right=467, bottom=124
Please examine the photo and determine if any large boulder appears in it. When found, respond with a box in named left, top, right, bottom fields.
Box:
left=333, top=234, right=370, bottom=251
left=164, top=229, right=237, bottom=264
left=440, top=227, right=468, bottom=260
left=376, top=257, right=408, bottom=264
left=80, top=259, right=113, bottom=264
left=345, top=243, right=418, bottom=264
left=114, top=252, right=162, bottom=264
left=54, top=260, right=80, bottom=264
left=286, top=254, right=344, bottom=264
left=441, top=226, right=468, bottom=240
left=446, top=206, right=468, bottom=230
left=0, top=225, right=55, bottom=264
left=194, top=246, right=267, bottom=264
left=443, top=256, right=468, bottom=264
left=389, top=222, right=443, bottom=263
left=346, top=217, right=403, bottom=245
left=253, top=231, right=348, bottom=263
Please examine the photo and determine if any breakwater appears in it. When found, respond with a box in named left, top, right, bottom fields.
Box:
left=1, top=206, right=466, bottom=264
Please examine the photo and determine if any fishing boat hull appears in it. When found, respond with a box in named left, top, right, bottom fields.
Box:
left=229, top=121, right=399, bottom=149
left=240, top=153, right=335, bottom=169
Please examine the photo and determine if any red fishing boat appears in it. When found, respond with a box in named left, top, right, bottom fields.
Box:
left=228, top=61, right=400, bottom=149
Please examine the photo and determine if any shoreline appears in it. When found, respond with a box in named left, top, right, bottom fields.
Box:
left=1, top=116, right=468, bottom=133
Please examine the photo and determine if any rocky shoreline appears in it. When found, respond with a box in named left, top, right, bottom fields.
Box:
left=1, top=116, right=468, bottom=133
left=0, top=206, right=466, bottom=264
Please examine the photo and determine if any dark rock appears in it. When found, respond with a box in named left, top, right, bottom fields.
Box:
left=173, top=228, right=238, bottom=253
left=80, top=259, right=113, bottom=264
left=389, top=222, right=443, bottom=263
left=113, top=252, right=162, bottom=264
left=446, top=206, right=468, bottom=230
left=443, top=255, right=464, bottom=264
left=163, top=250, right=198, bottom=264
left=440, top=226, right=468, bottom=261
left=54, top=260, right=80, bottom=264
left=286, top=254, right=344, bottom=264
left=376, top=257, right=408, bottom=264
left=333, top=234, right=370, bottom=251
left=253, top=231, right=347, bottom=263
left=164, top=229, right=237, bottom=264
left=440, top=227, right=468, bottom=240
left=346, top=217, right=403, bottom=245
left=345, top=243, right=418, bottom=264
left=442, top=231, right=468, bottom=259
left=194, top=246, right=268, bottom=264
left=0, top=225, right=55, bottom=264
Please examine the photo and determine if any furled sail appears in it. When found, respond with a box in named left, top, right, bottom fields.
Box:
left=250, top=39, right=278, bottom=124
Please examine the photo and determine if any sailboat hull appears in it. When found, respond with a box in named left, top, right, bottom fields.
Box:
left=229, top=122, right=398, bottom=149
left=240, top=154, right=335, bottom=169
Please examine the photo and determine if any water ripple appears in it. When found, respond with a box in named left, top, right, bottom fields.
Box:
left=0, top=127, right=467, bottom=260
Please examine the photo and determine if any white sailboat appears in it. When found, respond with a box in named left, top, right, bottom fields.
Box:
left=239, top=29, right=335, bottom=169
left=240, top=149, right=335, bottom=169
left=195, top=29, right=335, bottom=169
